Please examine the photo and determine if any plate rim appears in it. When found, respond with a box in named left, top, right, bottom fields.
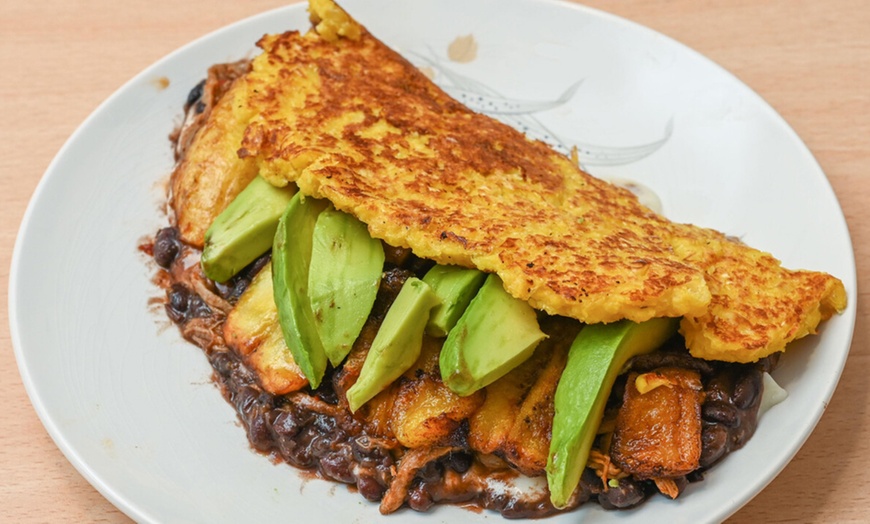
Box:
left=8, top=0, right=858, bottom=522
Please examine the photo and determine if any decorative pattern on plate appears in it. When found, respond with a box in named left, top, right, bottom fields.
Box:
left=409, top=50, right=673, bottom=167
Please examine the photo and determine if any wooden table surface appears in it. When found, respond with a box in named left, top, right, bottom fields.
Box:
left=1, top=0, right=867, bottom=522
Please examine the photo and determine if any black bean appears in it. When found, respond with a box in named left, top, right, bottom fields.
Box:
left=168, top=286, right=187, bottom=314
left=382, top=243, right=412, bottom=267
left=209, top=350, right=236, bottom=377
left=165, top=284, right=212, bottom=323
left=315, top=411, right=338, bottom=431
left=730, top=415, right=759, bottom=450
left=235, top=385, right=261, bottom=415
left=165, top=286, right=188, bottom=322
left=153, top=227, right=180, bottom=268
left=272, top=407, right=321, bottom=469
left=444, top=451, right=473, bottom=474
left=407, top=485, right=434, bottom=511
left=700, top=423, right=729, bottom=468
left=287, top=443, right=316, bottom=469
left=229, top=385, right=273, bottom=452
left=496, top=490, right=573, bottom=520
left=214, top=278, right=248, bottom=302
left=732, top=369, right=762, bottom=409
left=315, top=386, right=339, bottom=405
left=597, top=478, right=646, bottom=510
left=272, top=409, right=306, bottom=441
left=703, top=401, right=739, bottom=427
left=308, top=434, right=331, bottom=458
left=185, top=79, right=205, bottom=108
left=247, top=407, right=272, bottom=452
left=667, top=476, right=689, bottom=496
left=483, top=491, right=512, bottom=516
left=320, top=445, right=356, bottom=483
left=704, top=376, right=731, bottom=404
left=406, top=254, right=436, bottom=278
left=356, top=474, right=386, bottom=502
left=580, top=467, right=604, bottom=495
left=757, top=353, right=781, bottom=374
left=284, top=426, right=318, bottom=468
left=608, top=375, right=627, bottom=409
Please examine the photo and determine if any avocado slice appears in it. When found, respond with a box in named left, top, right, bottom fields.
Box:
left=545, top=317, right=679, bottom=509
left=345, top=277, right=440, bottom=412
left=201, top=175, right=296, bottom=283
left=272, top=193, right=330, bottom=388
left=309, top=206, right=385, bottom=366
left=422, top=265, right=486, bottom=337
left=439, top=274, right=547, bottom=397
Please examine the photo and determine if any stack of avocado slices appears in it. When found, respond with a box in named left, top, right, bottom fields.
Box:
left=201, top=175, right=678, bottom=509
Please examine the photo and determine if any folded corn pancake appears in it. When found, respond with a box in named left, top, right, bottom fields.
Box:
left=178, top=0, right=845, bottom=363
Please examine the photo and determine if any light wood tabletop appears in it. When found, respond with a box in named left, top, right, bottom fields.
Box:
left=1, top=0, right=867, bottom=522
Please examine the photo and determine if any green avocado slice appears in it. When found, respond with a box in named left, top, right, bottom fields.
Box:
left=308, top=206, right=385, bottom=367
left=345, top=277, right=439, bottom=412
left=272, top=193, right=330, bottom=388
left=201, top=175, right=296, bottom=283
left=439, top=273, right=547, bottom=397
left=546, top=317, right=679, bottom=509
left=422, top=265, right=486, bottom=337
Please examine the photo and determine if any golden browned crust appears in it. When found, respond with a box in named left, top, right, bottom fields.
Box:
left=178, top=0, right=846, bottom=362
left=678, top=233, right=848, bottom=361
left=237, top=20, right=713, bottom=325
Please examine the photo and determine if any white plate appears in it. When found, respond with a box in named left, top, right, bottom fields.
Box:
left=9, top=0, right=857, bottom=522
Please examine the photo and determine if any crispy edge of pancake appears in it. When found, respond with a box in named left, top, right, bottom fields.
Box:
left=680, top=236, right=847, bottom=362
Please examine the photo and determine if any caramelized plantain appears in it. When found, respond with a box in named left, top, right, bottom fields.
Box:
left=468, top=318, right=579, bottom=475
left=389, top=339, right=484, bottom=449
left=223, top=262, right=308, bottom=394
left=500, top=340, right=569, bottom=475
left=610, top=367, right=704, bottom=479
left=171, top=76, right=258, bottom=248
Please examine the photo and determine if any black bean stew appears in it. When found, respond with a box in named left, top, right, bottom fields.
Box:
left=148, top=229, right=771, bottom=518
